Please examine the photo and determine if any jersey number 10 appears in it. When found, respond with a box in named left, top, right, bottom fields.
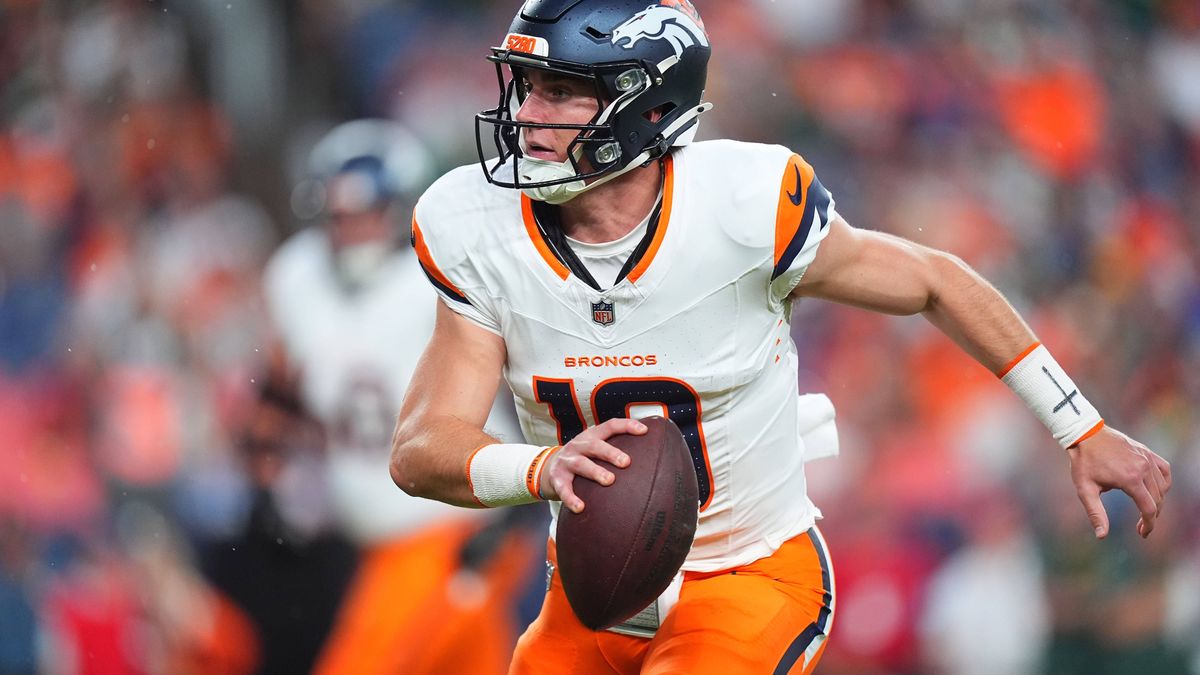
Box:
left=533, top=376, right=714, bottom=510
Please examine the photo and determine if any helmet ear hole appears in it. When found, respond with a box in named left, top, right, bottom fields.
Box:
left=644, top=103, right=676, bottom=124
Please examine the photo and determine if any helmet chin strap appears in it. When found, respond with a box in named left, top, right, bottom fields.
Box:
left=518, top=101, right=713, bottom=204
left=516, top=154, right=589, bottom=205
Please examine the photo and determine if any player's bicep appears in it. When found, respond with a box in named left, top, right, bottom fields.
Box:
left=791, top=215, right=936, bottom=316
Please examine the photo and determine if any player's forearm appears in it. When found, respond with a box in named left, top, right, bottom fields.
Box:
left=797, top=220, right=1036, bottom=368
left=391, top=300, right=518, bottom=507
left=390, top=412, right=500, bottom=508
left=920, top=251, right=1036, bottom=372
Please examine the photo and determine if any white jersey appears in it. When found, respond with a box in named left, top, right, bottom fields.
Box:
left=263, top=228, right=521, bottom=545
left=413, top=140, right=839, bottom=572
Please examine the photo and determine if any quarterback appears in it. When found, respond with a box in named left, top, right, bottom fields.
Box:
left=390, top=1, right=1171, bottom=673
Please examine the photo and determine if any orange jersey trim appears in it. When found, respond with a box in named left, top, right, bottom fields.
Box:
left=774, top=154, right=816, bottom=267
left=996, top=341, right=1042, bottom=378
left=519, top=155, right=673, bottom=284
left=627, top=154, right=674, bottom=284
left=521, top=196, right=572, bottom=281
left=411, top=215, right=469, bottom=300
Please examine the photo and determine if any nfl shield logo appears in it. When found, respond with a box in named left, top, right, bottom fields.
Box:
left=591, top=299, right=615, bottom=326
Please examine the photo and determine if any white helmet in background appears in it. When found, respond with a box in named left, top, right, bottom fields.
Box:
left=295, top=119, right=434, bottom=290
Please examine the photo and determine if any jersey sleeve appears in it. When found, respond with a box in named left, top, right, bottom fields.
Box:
left=410, top=201, right=502, bottom=335
left=768, top=152, right=838, bottom=302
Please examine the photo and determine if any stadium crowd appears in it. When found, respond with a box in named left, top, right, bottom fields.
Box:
left=0, top=0, right=1197, bottom=673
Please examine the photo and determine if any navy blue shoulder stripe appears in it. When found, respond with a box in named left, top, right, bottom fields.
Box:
left=417, top=259, right=471, bottom=304
left=771, top=174, right=831, bottom=281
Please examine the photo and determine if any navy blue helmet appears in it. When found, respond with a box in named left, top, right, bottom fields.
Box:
left=476, top=0, right=712, bottom=192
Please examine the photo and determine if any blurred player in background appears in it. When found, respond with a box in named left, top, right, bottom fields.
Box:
left=389, top=1, right=1172, bottom=674
left=247, top=119, right=542, bottom=675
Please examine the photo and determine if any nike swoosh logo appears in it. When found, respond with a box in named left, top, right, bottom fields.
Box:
left=786, top=164, right=803, bottom=206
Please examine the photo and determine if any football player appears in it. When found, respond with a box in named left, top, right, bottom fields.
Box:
left=260, top=119, right=539, bottom=675
left=390, top=2, right=1171, bottom=674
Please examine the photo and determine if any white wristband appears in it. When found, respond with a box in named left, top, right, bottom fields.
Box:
left=1000, top=343, right=1104, bottom=448
left=466, top=443, right=559, bottom=507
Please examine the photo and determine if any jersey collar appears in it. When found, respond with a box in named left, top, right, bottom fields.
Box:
left=521, top=154, right=675, bottom=288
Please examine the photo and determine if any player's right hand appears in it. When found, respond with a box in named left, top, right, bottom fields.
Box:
left=1068, top=425, right=1171, bottom=539
left=539, top=418, right=644, bottom=514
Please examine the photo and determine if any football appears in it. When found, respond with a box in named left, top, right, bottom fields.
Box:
left=555, top=416, right=700, bottom=630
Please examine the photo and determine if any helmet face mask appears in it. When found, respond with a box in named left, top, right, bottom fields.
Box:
left=475, top=0, right=712, bottom=201
left=477, top=54, right=658, bottom=190
left=477, top=56, right=630, bottom=189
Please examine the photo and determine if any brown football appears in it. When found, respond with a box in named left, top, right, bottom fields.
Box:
left=555, top=416, right=699, bottom=631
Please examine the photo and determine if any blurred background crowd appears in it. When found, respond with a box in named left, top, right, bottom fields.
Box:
left=1, top=0, right=1198, bottom=674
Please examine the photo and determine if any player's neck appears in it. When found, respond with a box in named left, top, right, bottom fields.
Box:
left=558, top=161, right=662, bottom=244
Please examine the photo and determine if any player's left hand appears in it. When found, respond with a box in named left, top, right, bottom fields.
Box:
left=1067, top=425, right=1171, bottom=539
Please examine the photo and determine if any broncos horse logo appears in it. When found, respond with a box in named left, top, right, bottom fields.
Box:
left=611, top=4, right=709, bottom=58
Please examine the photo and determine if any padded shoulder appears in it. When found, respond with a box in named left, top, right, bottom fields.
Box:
left=674, top=140, right=797, bottom=250
left=413, top=163, right=518, bottom=270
